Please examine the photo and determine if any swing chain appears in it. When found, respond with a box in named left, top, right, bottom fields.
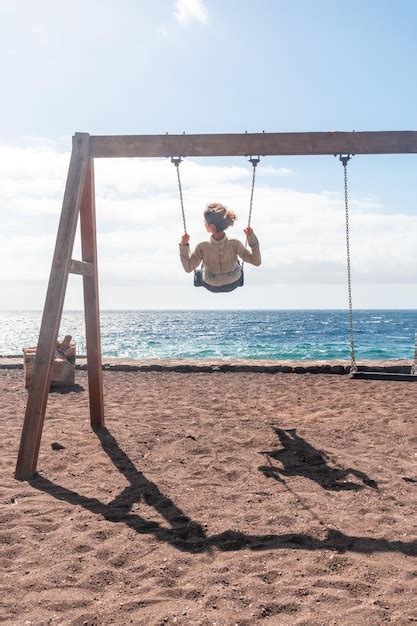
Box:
left=171, top=157, right=187, bottom=236
left=340, top=154, right=357, bottom=372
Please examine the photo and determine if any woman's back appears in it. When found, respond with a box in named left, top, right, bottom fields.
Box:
left=199, top=235, right=241, bottom=286
left=179, top=202, right=261, bottom=290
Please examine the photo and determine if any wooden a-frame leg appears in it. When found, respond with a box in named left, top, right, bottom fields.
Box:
left=15, top=134, right=90, bottom=480
left=80, top=159, right=104, bottom=428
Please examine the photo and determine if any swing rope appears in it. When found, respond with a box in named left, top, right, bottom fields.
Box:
left=340, top=154, right=357, bottom=372
left=172, top=157, right=187, bottom=236
left=247, top=156, right=260, bottom=230
left=242, top=156, right=260, bottom=270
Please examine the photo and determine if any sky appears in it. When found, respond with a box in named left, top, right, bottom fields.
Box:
left=0, top=0, right=416, bottom=310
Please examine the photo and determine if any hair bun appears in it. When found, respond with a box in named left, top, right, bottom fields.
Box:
left=204, top=203, right=237, bottom=231
left=225, top=209, right=237, bottom=226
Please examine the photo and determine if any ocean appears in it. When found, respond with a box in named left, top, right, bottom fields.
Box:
left=1, top=310, right=416, bottom=361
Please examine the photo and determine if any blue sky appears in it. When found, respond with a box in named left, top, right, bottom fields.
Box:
left=0, top=0, right=416, bottom=309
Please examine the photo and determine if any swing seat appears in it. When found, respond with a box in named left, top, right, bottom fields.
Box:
left=349, top=371, right=417, bottom=381
left=193, top=269, right=203, bottom=287
left=194, top=269, right=244, bottom=292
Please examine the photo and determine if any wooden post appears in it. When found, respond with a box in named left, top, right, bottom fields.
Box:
left=80, top=159, right=104, bottom=428
left=15, top=133, right=90, bottom=480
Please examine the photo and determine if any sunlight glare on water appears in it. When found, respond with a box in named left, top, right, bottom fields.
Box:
left=0, top=310, right=416, bottom=361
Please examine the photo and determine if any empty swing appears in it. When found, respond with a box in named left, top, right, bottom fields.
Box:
left=339, top=154, right=417, bottom=381
left=173, top=155, right=261, bottom=293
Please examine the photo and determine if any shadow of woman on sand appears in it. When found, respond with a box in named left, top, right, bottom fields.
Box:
left=258, top=427, right=378, bottom=491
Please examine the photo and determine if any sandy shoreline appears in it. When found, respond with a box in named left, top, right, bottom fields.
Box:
left=1, top=369, right=416, bottom=624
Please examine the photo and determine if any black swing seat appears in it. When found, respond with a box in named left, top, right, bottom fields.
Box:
left=350, top=370, right=417, bottom=381
left=194, top=266, right=244, bottom=292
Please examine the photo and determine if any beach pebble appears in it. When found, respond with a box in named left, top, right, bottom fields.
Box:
left=51, top=442, right=66, bottom=451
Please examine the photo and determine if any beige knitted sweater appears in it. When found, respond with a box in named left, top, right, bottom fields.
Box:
left=179, top=233, right=261, bottom=287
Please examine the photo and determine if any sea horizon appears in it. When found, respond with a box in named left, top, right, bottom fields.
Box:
left=1, top=309, right=416, bottom=361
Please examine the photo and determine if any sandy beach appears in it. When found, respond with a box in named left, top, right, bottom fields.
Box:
left=1, top=368, right=416, bottom=625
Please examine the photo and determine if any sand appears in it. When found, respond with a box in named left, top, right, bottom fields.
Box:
left=1, top=368, right=416, bottom=625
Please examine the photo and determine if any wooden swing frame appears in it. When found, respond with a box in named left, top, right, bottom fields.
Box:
left=15, top=130, right=417, bottom=480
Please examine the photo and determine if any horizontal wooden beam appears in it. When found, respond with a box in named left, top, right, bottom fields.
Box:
left=69, top=260, right=95, bottom=276
left=88, top=131, right=417, bottom=159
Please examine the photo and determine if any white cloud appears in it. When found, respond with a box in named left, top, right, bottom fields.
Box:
left=175, top=0, right=208, bottom=24
left=0, top=233, right=56, bottom=281
left=259, top=166, right=294, bottom=177
left=0, top=139, right=416, bottom=309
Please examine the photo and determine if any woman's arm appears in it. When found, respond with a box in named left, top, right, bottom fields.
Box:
left=236, top=228, right=261, bottom=266
left=179, top=236, right=203, bottom=273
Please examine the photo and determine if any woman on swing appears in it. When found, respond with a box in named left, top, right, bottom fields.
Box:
left=179, top=203, right=261, bottom=292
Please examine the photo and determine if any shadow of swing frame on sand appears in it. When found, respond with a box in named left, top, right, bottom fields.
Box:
left=28, top=427, right=417, bottom=557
